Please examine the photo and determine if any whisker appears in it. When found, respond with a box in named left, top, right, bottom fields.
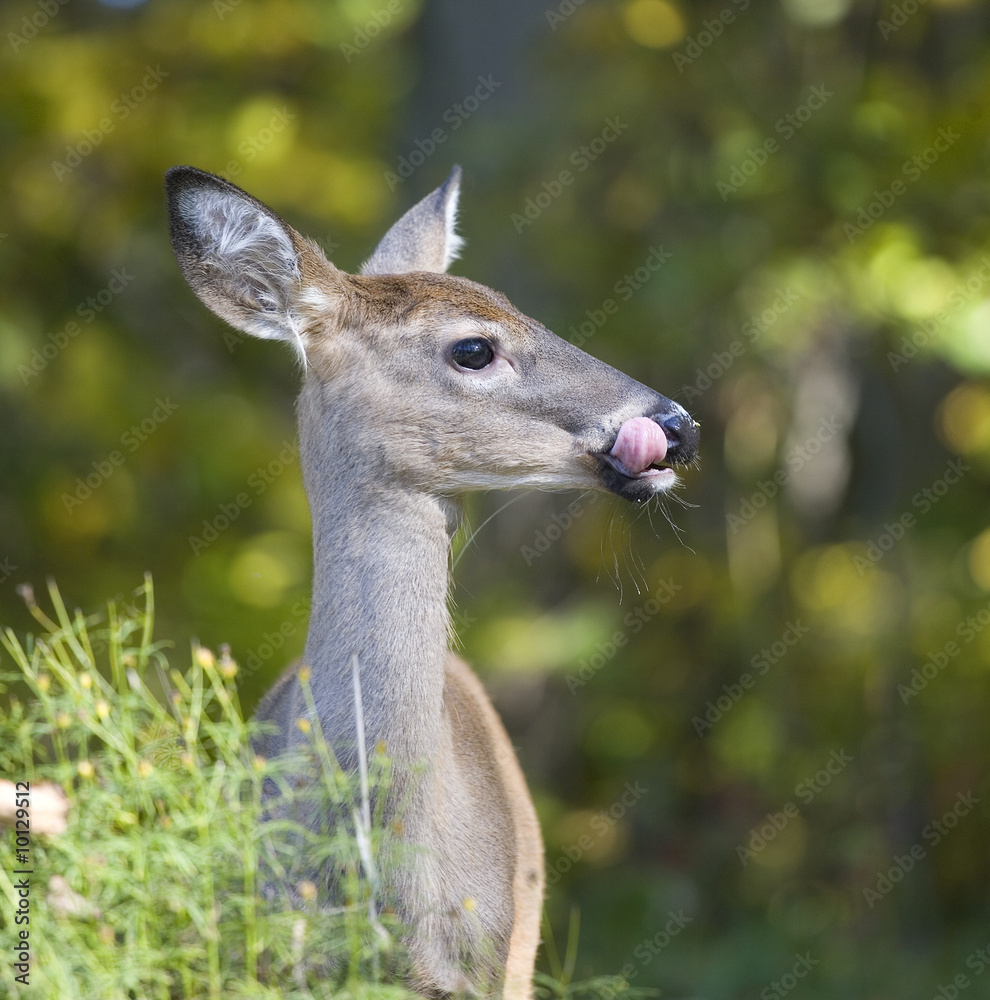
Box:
left=451, top=492, right=527, bottom=570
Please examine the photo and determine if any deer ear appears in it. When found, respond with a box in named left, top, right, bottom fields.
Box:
left=166, top=166, right=310, bottom=351
left=361, top=165, right=464, bottom=276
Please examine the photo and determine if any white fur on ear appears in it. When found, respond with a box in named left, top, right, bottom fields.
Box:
left=439, top=176, right=465, bottom=272
left=167, top=167, right=308, bottom=360
left=361, top=165, right=465, bottom=276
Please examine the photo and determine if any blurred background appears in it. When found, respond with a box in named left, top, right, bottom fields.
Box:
left=2, top=0, right=989, bottom=996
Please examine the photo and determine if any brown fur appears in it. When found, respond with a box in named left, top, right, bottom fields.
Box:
left=443, top=655, right=544, bottom=997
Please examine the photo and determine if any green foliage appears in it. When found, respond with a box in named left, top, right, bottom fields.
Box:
left=0, top=579, right=416, bottom=1000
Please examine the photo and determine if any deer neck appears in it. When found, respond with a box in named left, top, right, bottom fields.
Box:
left=297, top=385, right=459, bottom=770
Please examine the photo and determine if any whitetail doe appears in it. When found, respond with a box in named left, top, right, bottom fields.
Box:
left=166, top=165, right=698, bottom=999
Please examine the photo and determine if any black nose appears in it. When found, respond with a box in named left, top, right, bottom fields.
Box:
left=654, top=407, right=700, bottom=465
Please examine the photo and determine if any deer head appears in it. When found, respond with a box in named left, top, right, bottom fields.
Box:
left=165, top=165, right=698, bottom=508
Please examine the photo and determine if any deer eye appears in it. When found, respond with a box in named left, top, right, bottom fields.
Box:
left=450, top=338, right=495, bottom=371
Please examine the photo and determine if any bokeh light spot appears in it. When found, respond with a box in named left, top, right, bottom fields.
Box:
left=781, top=0, right=853, bottom=27
left=938, top=382, right=990, bottom=455
left=712, top=699, right=780, bottom=780
left=228, top=531, right=306, bottom=608
left=552, top=808, right=625, bottom=866
left=622, top=0, right=685, bottom=49
left=968, top=527, right=990, bottom=590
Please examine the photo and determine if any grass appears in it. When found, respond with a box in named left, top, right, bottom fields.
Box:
left=0, top=577, right=649, bottom=1000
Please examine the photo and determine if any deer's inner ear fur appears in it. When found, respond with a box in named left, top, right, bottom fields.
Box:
left=166, top=166, right=315, bottom=355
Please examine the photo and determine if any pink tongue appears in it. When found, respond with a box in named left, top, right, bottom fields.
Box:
left=610, top=417, right=668, bottom=475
